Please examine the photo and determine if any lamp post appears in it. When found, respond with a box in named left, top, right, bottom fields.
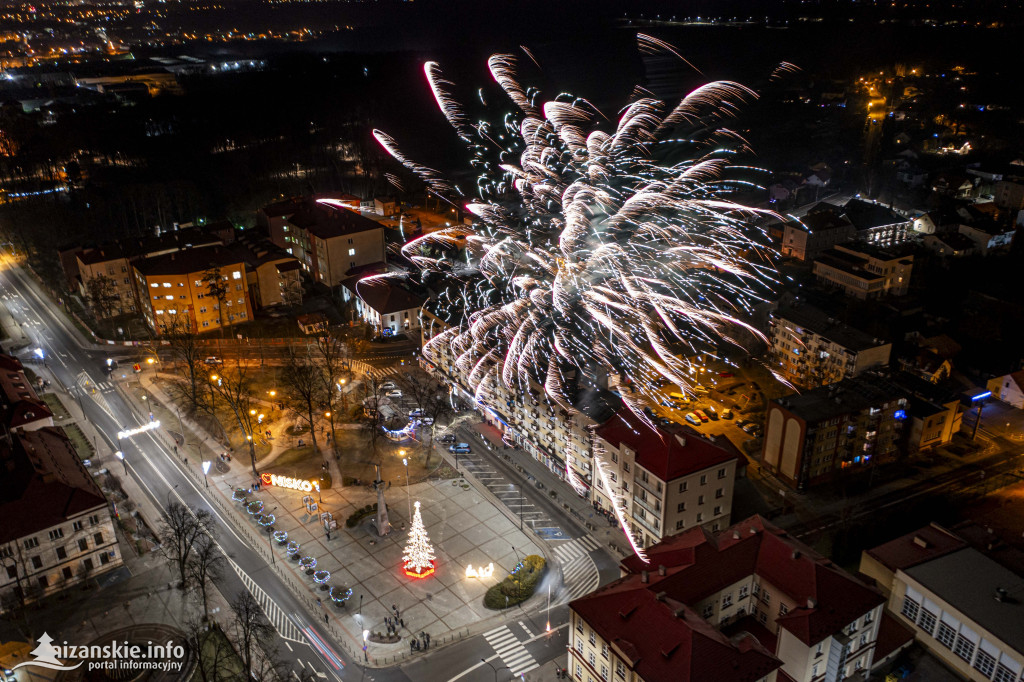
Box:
left=510, top=545, right=522, bottom=603
left=402, top=457, right=412, bottom=520
left=362, top=629, right=369, bottom=662
left=115, top=450, right=126, bottom=474
left=166, top=483, right=179, bottom=509
left=202, top=460, right=211, bottom=487
left=480, top=659, right=510, bottom=682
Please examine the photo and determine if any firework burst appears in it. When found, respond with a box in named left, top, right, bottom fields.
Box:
left=375, top=39, right=785, bottom=561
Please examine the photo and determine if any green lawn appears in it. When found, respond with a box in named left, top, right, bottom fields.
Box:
left=41, top=393, right=71, bottom=421
left=61, top=423, right=94, bottom=459
left=196, top=624, right=246, bottom=680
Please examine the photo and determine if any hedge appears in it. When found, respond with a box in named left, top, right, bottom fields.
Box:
left=345, top=503, right=378, bottom=528
left=483, top=555, right=546, bottom=609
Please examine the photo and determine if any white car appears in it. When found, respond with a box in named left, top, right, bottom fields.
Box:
left=380, top=381, right=397, bottom=391
left=385, top=390, right=402, bottom=399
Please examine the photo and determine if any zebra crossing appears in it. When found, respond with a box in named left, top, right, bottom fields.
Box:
left=230, top=559, right=304, bottom=642
left=483, top=624, right=539, bottom=676
left=552, top=536, right=602, bottom=605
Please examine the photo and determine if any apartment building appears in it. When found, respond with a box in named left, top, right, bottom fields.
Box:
left=0, top=428, right=122, bottom=611
left=353, top=278, right=425, bottom=336
left=568, top=516, right=886, bottom=682
left=768, top=303, right=891, bottom=389
left=840, top=198, right=913, bottom=246
left=594, top=409, right=740, bottom=548
left=812, top=243, right=913, bottom=299
left=261, top=196, right=386, bottom=287
left=861, top=524, right=1024, bottom=682
left=780, top=207, right=855, bottom=261
left=1, top=352, right=54, bottom=434
left=762, top=374, right=908, bottom=491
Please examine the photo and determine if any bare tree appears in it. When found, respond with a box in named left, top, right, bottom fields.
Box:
left=313, top=333, right=346, bottom=452
left=187, top=534, right=224, bottom=622
left=186, top=617, right=235, bottom=682
left=201, top=266, right=230, bottom=333
left=157, top=502, right=214, bottom=589
left=162, top=314, right=206, bottom=413
left=282, top=345, right=325, bottom=457
left=360, top=374, right=389, bottom=461
left=208, top=361, right=259, bottom=476
left=280, top=275, right=303, bottom=308
left=229, top=591, right=275, bottom=682
left=403, top=373, right=453, bottom=467
left=84, top=273, right=121, bottom=327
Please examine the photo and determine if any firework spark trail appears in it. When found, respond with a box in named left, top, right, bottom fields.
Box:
left=375, top=37, right=787, bottom=562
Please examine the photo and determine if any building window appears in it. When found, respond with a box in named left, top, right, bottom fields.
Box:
left=232, top=271, right=242, bottom=280
left=993, top=665, right=1018, bottom=682
left=575, top=639, right=583, bottom=654
left=679, top=482, right=687, bottom=492
left=348, top=248, right=356, bottom=256
left=900, top=596, right=920, bottom=621
left=83, top=558, right=94, bottom=571
left=779, top=603, right=788, bottom=616
left=93, top=533, right=104, bottom=545
left=31, top=556, right=43, bottom=569
left=576, top=619, right=583, bottom=634
left=752, top=583, right=760, bottom=598
left=974, top=650, right=996, bottom=677
left=676, top=502, right=686, bottom=513
left=38, top=576, right=48, bottom=589
left=698, top=495, right=705, bottom=505
left=62, top=566, right=73, bottom=579
left=718, top=468, right=726, bottom=479
left=762, top=590, right=770, bottom=605
left=615, top=662, right=625, bottom=680
left=864, top=610, right=873, bottom=624
left=757, top=610, right=767, bottom=625
left=589, top=652, right=596, bottom=668
left=48, top=529, right=64, bottom=540
left=589, top=631, right=596, bottom=646
left=702, top=604, right=713, bottom=619
left=952, top=635, right=975, bottom=663
left=202, top=321, right=210, bottom=327
left=722, top=594, right=733, bottom=608
left=675, top=520, right=685, bottom=530
left=739, top=586, right=749, bottom=600
left=78, top=539, right=88, bottom=552
left=600, top=665, right=608, bottom=680
left=163, top=283, right=171, bottom=288
left=935, top=622, right=956, bottom=649
left=56, top=547, right=67, bottom=560
left=713, top=506, right=722, bottom=516
left=24, top=538, right=39, bottom=550
left=917, top=609, right=937, bottom=635
left=815, top=642, right=824, bottom=658
left=151, top=283, right=159, bottom=288
left=699, top=474, right=707, bottom=485
left=601, top=644, right=608, bottom=659
left=696, top=512, right=703, bottom=523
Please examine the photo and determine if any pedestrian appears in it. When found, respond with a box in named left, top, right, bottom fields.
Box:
left=317, top=598, right=321, bottom=607
left=399, top=618, right=404, bottom=628
left=324, top=614, right=328, bottom=624
left=387, top=480, right=391, bottom=489
left=426, top=633, right=430, bottom=646
left=326, top=530, right=331, bottom=541
left=392, top=603, right=398, bottom=614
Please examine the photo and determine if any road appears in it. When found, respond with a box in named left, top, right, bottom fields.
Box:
left=0, top=253, right=599, bottom=682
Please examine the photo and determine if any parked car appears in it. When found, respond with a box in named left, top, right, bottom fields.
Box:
left=409, top=408, right=425, bottom=418
left=741, top=422, right=759, bottom=434
left=449, top=443, right=471, bottom=454
left=439, top=434, right=456, bottom=444
left=204, top=356, right=223, bottom=365
left=693, top=385, right=710, bottom=395
left=380, top=381, right=397, bottom=391
left=694, top=410, right=710, bottom=423
left=385, top=390, right=403, bottom=399
left=418, top=417, right=434, bottom=426
left=735, top=419, right=749, bottom=428
left=704, top=405, right=718, bottom=419
left=720, top=409, right=734, bottom=420
left=718, top=371, right=734, bottom=378
left=685, top=412, right=701, bottom=426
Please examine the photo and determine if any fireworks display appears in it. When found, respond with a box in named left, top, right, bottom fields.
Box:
left=375, top=38, right=787, bottom=560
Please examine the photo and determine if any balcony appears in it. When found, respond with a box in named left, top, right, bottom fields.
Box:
left=633, top=494, right=661, bottom=516
left=632, top=475, right=663, bottom=498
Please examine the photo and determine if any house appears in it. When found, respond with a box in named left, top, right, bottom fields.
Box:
left=0, top=353, right=54, bottom=434
left=296, top=313, right=328, bottom=335
left=812, top=243, right=913, bottom=299
left=993, top=180, right=1024, bottom=211
left=780, top=208, right=855, bottom=261
left=860, top=524, right=1024, bottom=682
left=930, top=173, right=974, bottom=199
left=762, top=374, right=908, bottom=491
left=568, top=516, right=887, bottom=682
left=986, top=371, right=1024, bottom=409
left=353, top=277, right=425, bottom=336
left=768, top=303, right=891, bottom=388
left=0, top=428, right=122, bottom=611
left=839, top=198, right=913, bottom=246
left=260, top=196, right=387, bottom=287
left=957, top=222, right=1015, bottom=256
left=923, top=232, right=977, bottom=257
left=594, top=409, right=741, bottom=547
left=373, top=196, right=398, bottom=217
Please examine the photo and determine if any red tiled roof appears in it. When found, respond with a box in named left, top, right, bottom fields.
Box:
left=873, top=613, right=915, bottom=662
left=596, top=409, right=738, bottom=482
left=619, top=516, right=885, bottom=647
left=0, top=428, right=107, bottom=545
left=864, top=523, right=966, bottom=572
left=570, top=577, right=781, bottom=682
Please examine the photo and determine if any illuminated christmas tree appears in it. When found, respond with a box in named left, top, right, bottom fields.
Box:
left=402, top=501, right=436, bottom=578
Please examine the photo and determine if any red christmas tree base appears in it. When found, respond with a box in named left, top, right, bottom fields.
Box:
left=403, top=562, right=435, bottom=578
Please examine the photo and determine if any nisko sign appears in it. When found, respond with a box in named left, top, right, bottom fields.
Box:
left=260, top=473, right=319, bottom=493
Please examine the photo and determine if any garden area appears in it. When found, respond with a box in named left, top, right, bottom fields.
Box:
left=484, top=555, right=547, bottom=610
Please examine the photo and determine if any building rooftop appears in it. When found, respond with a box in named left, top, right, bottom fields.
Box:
left=929, top=232, right=977, bottom=251
left=0, top=353, right=53, bottom=430
left=75, top=226, right=226, bottom=266
left=134, top=243, right=251, bottom=277
left=772, top=303, right=885, bottom=352
left=355, top=277, right=426, bottom=315
left=905, top=548, right=1024, bottom=655
left=771, top=373, right=903, bottom=424
left=0, top=427, right=107, bottom=545
left=596, top=408, right=738, bottom=482
left=798, top=208, right=853, bottom=234
left=612, top=516, right=884, bottom=648
left=841, top=198, right=909, bottom=231
left=287, top=201, right=385, bottom=240
left=865, top=523, right=967, bottom=573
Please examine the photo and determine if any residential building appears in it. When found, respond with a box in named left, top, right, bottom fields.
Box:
left=994, top=179, right=1024, bottom=211
left=374, top=196, right=398, bottom=217
left=923, top=232, right=977, bottom=257
left=0, top=353, right=54, bottom=434
left=594, top=409, right=740, bottom=547
left=812, top=243, right=913, bottom=299
left=569, top=515, right=887, bottom=682
left=260, top=196, right=386, bottom=287
left=762, top=374, right=908, bottom=491
left=354, top=278, right=425, bottom=336
left=957, top=222, right=1015, bottom=255
left=768, top=303, right=891, bottom=388
left=986, top=371, right=1024, bottom=409
left=780, top=208, right=855, bottom=261
left=840, top=198, right=913, bottom=246
left=861, top=524, right=1024, bottom=682
left=0, top=428, right=122, bottom=611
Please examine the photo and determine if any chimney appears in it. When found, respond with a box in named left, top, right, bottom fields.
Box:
left=641, top=570, right=649, bottom=584
left=807, top=597, right=818, bottom=609
left=792, top=549, right=801, bottom=560
left=994, top=588, right=1008, bottom=602
left=733, top=531, right=741, bottom=540
left=658, top=565, right=666, bottom=576
left=913, top=535, right=930, bottom=548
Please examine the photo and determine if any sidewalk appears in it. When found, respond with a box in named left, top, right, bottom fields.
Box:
left=128, top=369, right=557, bottom=668
left=0, top=302, right=31, bottom=350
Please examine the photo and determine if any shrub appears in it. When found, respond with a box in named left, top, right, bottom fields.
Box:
left=483, top=555, right=546, bottom=610
left=345, top=503, right=379, bottom=528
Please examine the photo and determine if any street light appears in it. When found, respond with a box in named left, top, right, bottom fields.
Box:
left=402, top=457, right=412, bottom=520
left=115, top=450, right=126, bottom=474
left=166, top=483, right=179, bottom=509
left=202, top=460, right=211, bottom=487
left=362, top=630, right=369, bottom=662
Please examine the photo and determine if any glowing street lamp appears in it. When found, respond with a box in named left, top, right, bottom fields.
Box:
left=201, top=460, right=211, bottom=487
left=362, top=630, right=369, bottom=662
left=402, top=457, right=411, bottom=520
left=115, top=450, right=126, bottom=474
